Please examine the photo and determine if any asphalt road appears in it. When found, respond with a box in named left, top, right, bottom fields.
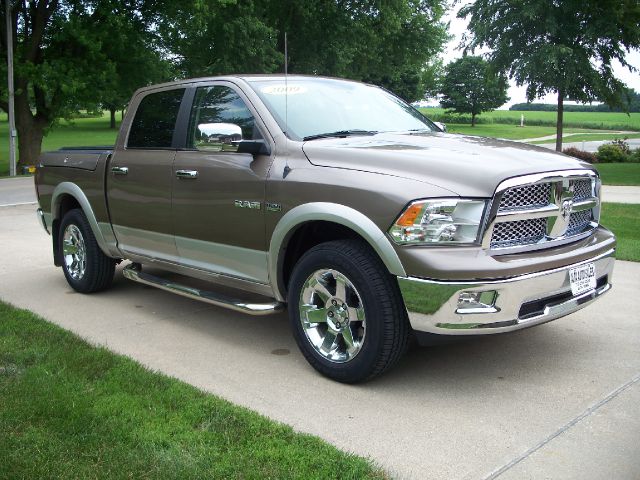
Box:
left=1, top=184, right=639, bottom=479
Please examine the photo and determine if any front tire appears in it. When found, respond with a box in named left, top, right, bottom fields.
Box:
left=59, top=209, right=115, bottom=293
left=287, top=239, right=409, bottom=383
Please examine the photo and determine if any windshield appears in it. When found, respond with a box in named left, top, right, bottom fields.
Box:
left=248, top=78, right=438, bottom=140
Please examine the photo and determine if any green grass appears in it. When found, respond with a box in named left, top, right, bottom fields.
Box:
left=444, top=123, right=605, bottom=140
left=600, top=203, right=640, bottom=262
left=0, top=302, right=384, bottom=480
left=420, top=108, right=640, bottom=131
left=595, top=163, right=640, bottom=186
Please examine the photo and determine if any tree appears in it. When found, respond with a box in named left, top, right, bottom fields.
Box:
left=258, top=0, right=449, bottom=102
left=162, top=0, right=449, bottom=102
left=92, top=1, right=171, bottom=128
left=459, top=0, right=640, bottom=151
left=0, top=0, right=169, bottom=168
left=156, top=0, right=282, bottom=78
left=439, top=55, right=508, bottom=126
left=0, top=1, right=112, bottom=168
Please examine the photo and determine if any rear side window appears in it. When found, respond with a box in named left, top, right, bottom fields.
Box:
left=127, top=88, right=185, bottom=149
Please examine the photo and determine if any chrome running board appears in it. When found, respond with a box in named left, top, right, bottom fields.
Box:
left=122, top=264, right=284, bottom=315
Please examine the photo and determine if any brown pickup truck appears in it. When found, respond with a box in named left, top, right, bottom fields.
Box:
left=34, top=75, right=616, bottom=382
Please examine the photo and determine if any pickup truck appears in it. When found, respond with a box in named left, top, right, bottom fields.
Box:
left=34, top=75, right=616, bottom=383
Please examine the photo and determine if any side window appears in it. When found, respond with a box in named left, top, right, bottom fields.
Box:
left=188, top=86, right=262, bottom=151
left=127, top=88, right=185, bottom=149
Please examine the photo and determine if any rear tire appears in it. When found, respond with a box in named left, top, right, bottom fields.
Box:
left=59, top=209, right=115, bottom=293
left=287, top=239, right=409, bottom=383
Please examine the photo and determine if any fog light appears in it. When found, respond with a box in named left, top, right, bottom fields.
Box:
left=456, top=291, right=499, bottom=314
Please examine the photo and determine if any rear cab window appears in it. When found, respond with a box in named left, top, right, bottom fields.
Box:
left=127, top=88, right=186, bottom=149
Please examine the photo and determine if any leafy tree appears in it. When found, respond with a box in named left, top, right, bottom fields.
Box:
left=0, top=0, right=112, bottom=168
left=439, top=55, right=508, bottom=126
left=460, top=0, right=640, bottom=150
left=258, top=0, right=449, bottom=102
left=0, top=0, right=168, bottom=168
left=92, top=1, right=171, bottom=128
left=156, top=0, right=282, bottom=78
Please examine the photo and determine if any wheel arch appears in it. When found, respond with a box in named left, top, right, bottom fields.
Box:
left=268, top=202, right=406, bottom=302
left=51, top=182, right=116, bottom=262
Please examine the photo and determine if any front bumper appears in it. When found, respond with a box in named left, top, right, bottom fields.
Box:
left=398, top=248, right=614, bottom=336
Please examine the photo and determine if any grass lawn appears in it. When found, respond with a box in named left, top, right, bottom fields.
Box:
left=0, top=302, right=384, bottom=479
left=420, top=108, right=640, bottom=131
left=600, top=203, right=640, bottom=262
left=443, top=123, right=606, bottom=140
left=595, top=163, right=640, bottom=186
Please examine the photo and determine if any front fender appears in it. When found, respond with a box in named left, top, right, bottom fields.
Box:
left=268, top=202, right=407, bottom=302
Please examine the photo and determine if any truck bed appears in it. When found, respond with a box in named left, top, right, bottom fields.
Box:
left=40, top=146, right=113, bottom=171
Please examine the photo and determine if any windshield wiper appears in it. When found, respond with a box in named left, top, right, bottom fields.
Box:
left=303, top=129, right=378, bottom=141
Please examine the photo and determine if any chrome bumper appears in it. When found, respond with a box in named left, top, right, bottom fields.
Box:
left=36, top=208, right=50, bottom=235
left=398, top=248, right=614, bottom=335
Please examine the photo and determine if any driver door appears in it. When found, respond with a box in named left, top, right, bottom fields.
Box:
left=171, top=83, right=273, bottom=284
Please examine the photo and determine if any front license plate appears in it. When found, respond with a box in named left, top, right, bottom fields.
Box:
left=569, top=263, right=596, bottom=296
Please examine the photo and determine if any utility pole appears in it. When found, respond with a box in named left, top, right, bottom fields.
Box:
left=6, top=0, right=17, bottom=176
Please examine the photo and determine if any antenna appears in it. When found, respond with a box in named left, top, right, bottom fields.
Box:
left=283, top=32, right=291, bottom=178
left=284, top=31, right=288, bottom=133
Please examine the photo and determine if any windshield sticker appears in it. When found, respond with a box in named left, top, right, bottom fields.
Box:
left=261, top=85, right=307, bottom=95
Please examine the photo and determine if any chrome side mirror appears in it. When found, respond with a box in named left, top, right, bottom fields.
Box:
left=433, top=121, right=447, bottom=133
left=195, top=123, right=243, bottom=152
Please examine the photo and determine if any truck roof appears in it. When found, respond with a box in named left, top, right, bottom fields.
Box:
left=133, top=74, right=364, bottom=95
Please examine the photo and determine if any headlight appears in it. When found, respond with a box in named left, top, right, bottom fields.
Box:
left=389, top=199, right=487, bottom=245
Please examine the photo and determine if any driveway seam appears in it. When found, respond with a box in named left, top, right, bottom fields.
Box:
left=0, top=201, right=37, bottom=207
left=483, top=372, right=640, bottom=480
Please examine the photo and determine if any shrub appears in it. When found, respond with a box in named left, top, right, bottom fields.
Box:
left=596, top=143, right=629, bottom=163
left=563, top=147, right=598, bottom=163
left=610, top=138, right=631, bottom=154
left=630, top=148, right=640, bottom=163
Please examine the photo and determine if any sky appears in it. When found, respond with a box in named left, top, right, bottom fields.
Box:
left=440, top=3, right=640, bottom=108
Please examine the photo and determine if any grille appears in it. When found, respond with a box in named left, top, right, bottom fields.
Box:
left=487, top=174, right=598, bottom=251
left=490, top=218, right=546, bottom=248
left=570, top=179, right=592, bottom=200
left=498, top=183, right=551, bottom=211
left=566, top=209, right=593, bottom=236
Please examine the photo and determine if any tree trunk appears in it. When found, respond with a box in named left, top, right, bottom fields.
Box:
left=109, top=106, right=117, bottom=129
left=555, top=89, right=564, bottom=152
left=471, top=112, right=476, bottom=127
left=14, top=83, right=46, bottom=170
left=15, top=116, right=45, bottom=170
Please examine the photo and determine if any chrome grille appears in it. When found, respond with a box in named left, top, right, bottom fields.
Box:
left=570, top=179, right=592, bottom=200
left=498, top=183, right=551, bottom=211
left=490, top=218, right=546, bottom=248
left=566, top=209, right=593, bottom=236
left=485, top=172, right=599, bottom=252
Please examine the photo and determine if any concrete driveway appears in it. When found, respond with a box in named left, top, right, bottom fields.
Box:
left=1, top=186, right=639, bottom=479
left=0, top=175, right=37, bottom=206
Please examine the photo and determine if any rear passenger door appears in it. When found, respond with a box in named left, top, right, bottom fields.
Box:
left=171, top=83, right=273, bottom=283
left=107, top=87, right=186, bottom=261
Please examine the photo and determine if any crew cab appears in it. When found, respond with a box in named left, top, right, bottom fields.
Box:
left=34, top=75, right=616, bottom=382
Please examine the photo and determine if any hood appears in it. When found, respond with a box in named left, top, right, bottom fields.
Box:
left=302, top=132, right=592, bottom=197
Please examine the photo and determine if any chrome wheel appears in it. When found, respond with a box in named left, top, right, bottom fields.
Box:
left=299, top=269, right=366, bottom=363
left=62, top=224, right=86, bottom=280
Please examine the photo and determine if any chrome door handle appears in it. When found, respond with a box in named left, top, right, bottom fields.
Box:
left=176, top=170, right=198, bottom=179
left=111, top=166, right=129, bottom=175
